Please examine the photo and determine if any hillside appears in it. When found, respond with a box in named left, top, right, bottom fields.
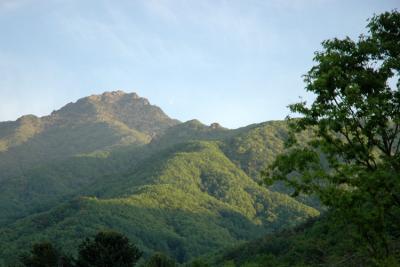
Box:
left=0, top=91, right=179, bottom=181
left=0, top=91, right=320, bottom=265
left=0, top=141, right=318, bottom=265
left=207, top=211, right=400, bottom=267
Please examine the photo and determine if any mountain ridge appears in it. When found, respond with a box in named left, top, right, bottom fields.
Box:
left=0, top=90, right=320, bottom=265
left=0, top=91, right=179, bottom=151
left=0, top=91, right=180, bottom=181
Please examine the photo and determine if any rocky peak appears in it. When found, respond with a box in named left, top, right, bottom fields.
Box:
left=102, top=90, right=126, bottom=98
left=84, top=91, right=149, bottom=105
left=210, top=122, right=222, bottom=129
left=49, top=90, right=180, bottom=135
left=17, top=114, right=39, bottom=123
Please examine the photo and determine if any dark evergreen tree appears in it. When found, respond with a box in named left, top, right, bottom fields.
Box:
left=20, top=242, right=58, bottom=267
left=185, top=260, right=210, bottom=267
left=76, top=231, right=142, bottom=267
left=19, top=242, right=73, bottom=267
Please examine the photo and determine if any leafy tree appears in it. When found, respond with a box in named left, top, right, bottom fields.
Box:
left=144, top=252, right=176, bottom=267
left=185, top=259, right=210, bottom=267
left=19, top=241, right=74, bottom=267
left=76, top=231, right=142, bottom=267
left=264, top=10, right=400, bottom=261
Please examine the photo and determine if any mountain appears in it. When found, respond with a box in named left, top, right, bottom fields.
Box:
left=0, top=141, right=318, bottom=264
left=0, top=91, right=319, bottom=265
left=0, top=91, right=179, bottom=181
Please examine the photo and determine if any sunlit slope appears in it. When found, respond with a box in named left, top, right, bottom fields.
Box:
left=0, top=119, right=319, bottom=227
left=0, top=141, right=318, bottom=265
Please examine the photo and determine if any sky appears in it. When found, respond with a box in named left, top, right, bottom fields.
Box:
left=0, top=0, right=398, bottom=128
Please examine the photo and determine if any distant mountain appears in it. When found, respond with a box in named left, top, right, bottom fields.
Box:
left=0, top=91, right=319, bottom=265
left=0, top=91, right=179, bottom=180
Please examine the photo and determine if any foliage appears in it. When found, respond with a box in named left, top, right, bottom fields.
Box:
left=19, top=241, right=74, bottom=267
left=76, top=231, right=142, bottom=267
left=264, top=10, right=400, bottom=261
left=222, top=121, right=289, bottom=180
left=143, top=252, right=176, bottom=267
left=184, top=259, right=210, bottom=267
left=209, top=215, right=375, bottom=266
left=0, top=140, right=318, bottom=265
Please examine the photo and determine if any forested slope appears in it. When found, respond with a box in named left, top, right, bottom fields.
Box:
left=0, top=140, right=318, bottom=265
left=0, top=91, right=320, bottom=265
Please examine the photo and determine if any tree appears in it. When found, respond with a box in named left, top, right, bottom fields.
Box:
left=19, top=242, right=74, bottom=267
left=185, top=260, right=210, bottom=267
left=20, top=242, right=58, bottom=267
left=264, top=10, right=400, bottom=261
left=76, top=231, right=142, bottom=267
left=144, top=252, right=176, bottom=267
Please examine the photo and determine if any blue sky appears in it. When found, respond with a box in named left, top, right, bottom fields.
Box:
left=0, top=0, right=398, bottom=128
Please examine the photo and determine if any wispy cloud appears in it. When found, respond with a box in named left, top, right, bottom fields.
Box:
left=1, top=0, right=398, bottom=127
left=0, top=0, right=31, bottom=11
left=142, top=0, right=273, bottom=49
left=266, top=0, right=332, bottom=10
left=56, top=1, right=220, bottom=68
